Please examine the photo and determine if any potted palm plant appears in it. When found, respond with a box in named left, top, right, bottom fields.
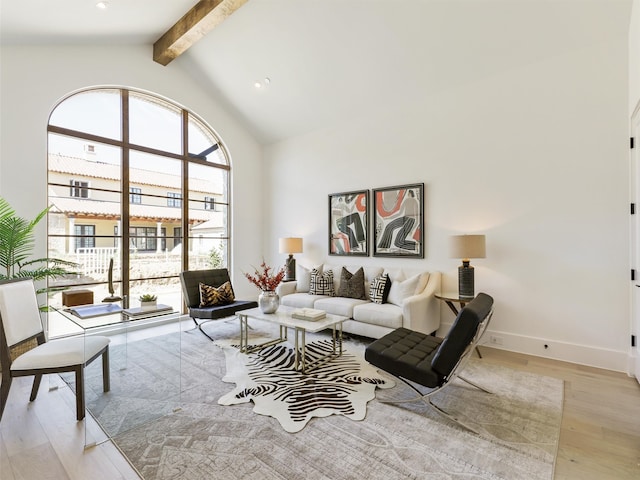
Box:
left=0, top=196, right=77, bottom=294
left=0, top=196, right=77, bottom=369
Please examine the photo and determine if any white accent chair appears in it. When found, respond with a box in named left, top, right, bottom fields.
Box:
left=0, top=278, right=111, bottom=421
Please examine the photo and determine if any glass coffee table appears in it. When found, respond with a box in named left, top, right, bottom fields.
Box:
left=237, top=305, right=347, bottom=373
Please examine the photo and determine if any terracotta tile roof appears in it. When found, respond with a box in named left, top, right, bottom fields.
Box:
left=48, top=154, right=223, bottom=193
left=50, top=197, right=212, bottom=222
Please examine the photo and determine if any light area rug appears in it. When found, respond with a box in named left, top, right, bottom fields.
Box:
left=216, top=338, right=395, bottom=432
left=74, top=320, right=563, bottom=480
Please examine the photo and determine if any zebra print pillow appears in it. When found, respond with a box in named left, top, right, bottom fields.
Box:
left=309, top=268, right=335, bottom=296
left=369, top=273, right=391, bottom=304
left=199, top=281, right=235, bottom=307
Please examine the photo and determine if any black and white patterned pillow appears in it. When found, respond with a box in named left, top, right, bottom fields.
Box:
left=309, top=268, right=335, bottom=296
left=369, top=274, right=391, bottom=304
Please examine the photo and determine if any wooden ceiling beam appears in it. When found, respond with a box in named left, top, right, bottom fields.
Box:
left=153, top=0, right=249, bottom=66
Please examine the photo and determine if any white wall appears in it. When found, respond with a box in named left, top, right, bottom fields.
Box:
left=264, top=11, right=631, bottom=371
left=0, top=44, right=263, bottom=300
left=631, top=0, right=640, bottom=114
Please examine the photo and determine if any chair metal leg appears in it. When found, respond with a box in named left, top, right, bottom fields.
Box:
left=427, top=397, right=481, bottom=435
left=75, top=366, right=85, bottom=421
left=376, top=372, right=489, bottom=435
left=0, top=373, right=12, bottom=422
left=102, top=347, right=110, bottom=393
left=29, top=374, right=43, bottom=401
left=458, top=375, right=492, bottom=394
left=192, top=314, right=252, bottom=342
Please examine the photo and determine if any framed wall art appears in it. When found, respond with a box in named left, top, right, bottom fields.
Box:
left=328, top=190, right=369, bottom=256
left=373, top=183, right=424, bottom=258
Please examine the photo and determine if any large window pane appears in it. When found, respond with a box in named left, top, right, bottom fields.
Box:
left=49, top=89, right=121, bottom=140
left=189, top=162, right=227, bottom=203
left=130, top=92, right=182, bottom=154
left=188, top=238, right=228, bottom=270
left=188, top=114, right=227, bottom=165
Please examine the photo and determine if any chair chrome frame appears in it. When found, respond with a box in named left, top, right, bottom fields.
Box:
left=378, top=308, right=493, bottom=434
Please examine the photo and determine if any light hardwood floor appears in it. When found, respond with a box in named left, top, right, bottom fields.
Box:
left=1, top=345, right=638, bottom=479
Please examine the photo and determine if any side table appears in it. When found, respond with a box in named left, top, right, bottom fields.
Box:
left=435, top=292, right=483, bottom=358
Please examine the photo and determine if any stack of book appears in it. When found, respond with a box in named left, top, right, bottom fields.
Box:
left=123, top=304, right=173, bottom=317
left=291, top=308, right=326, bottom=321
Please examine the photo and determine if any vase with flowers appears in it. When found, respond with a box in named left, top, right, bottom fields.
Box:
left=244, top=261, right=285, bottom=314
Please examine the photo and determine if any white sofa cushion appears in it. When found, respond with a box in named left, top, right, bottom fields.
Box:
left=281, top=292, right=328, bottom=308
left=313, top=296, right=368, bottom=318
left=352, top=302, right=403, bottom=329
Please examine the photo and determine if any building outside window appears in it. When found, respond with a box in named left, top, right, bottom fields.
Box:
left=70, top=180, right=89, bottom=198
left=204, top=196, right=216, bottom=210
left=130, top=226, right=166, bottom=251
left=167, top=192, right=182, bottom=208
left=130, top=187, right=142, bottom=204
left=74, top=224, right=95, bottom=250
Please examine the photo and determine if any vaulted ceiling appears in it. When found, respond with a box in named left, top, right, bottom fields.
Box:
left=0, top=0, right=632, bottom=144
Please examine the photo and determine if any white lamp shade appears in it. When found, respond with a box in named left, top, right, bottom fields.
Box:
left=279, top=237, right=303, bottom=254
left=449, top=235, right=486, bottom=260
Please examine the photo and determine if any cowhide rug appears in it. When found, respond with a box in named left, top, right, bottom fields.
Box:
left=216, top=338, right=395, bottom=433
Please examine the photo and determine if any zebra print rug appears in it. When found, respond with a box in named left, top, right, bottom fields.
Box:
left=217, top=338, right=395, bottom=433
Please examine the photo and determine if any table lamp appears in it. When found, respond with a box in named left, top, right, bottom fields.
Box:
left=449, top=234, right=486, bottom=299
left=279, top=237, right=303, bottom=281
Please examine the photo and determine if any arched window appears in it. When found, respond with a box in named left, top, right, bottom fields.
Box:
left=47, top=87, right=230, bottom=311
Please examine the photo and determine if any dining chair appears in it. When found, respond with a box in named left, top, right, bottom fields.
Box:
left=0, top=278, right=111, bottom=421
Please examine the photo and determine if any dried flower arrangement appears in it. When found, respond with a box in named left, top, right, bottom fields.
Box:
left=244, top=261, right=285, bottom=292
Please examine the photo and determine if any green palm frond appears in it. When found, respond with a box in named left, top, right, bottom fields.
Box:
left=0, top=196, right=77, bottom=281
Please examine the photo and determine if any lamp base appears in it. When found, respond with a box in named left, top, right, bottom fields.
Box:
left=458, top=261, right=475, bottom=299
left=284, top=255, right=296, bottom=282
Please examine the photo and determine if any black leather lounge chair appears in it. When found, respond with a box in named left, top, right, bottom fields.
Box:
left=365, top=292, right=494, bottom=433
left=180, top=268, right=257, bottom=341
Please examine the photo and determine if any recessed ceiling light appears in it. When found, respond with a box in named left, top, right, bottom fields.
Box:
left=254, top=77, right=271, bottom=89
left=96, top=2, right=108, bottom=9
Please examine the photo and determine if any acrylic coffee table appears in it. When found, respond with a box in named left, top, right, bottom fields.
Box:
left=237, top=305, right=347, bottom=373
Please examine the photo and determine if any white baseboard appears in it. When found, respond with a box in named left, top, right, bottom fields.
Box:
left=439, top=323, right=631, bottom=374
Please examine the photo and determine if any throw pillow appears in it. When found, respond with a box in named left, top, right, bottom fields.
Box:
left=336, top=267, right=366, bottom=300
left=309, top=268, right=335, bottom=296
left=296, top=264, right=321, bottom=292
left=369, top=273, right=391, bottom=304
left=199, top=281, right=235, bottom=307
left=387, top=273, right=421, bottom=307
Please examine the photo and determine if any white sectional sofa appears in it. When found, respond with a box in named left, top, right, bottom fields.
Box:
left=276, top=263, right=441, bottom=339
